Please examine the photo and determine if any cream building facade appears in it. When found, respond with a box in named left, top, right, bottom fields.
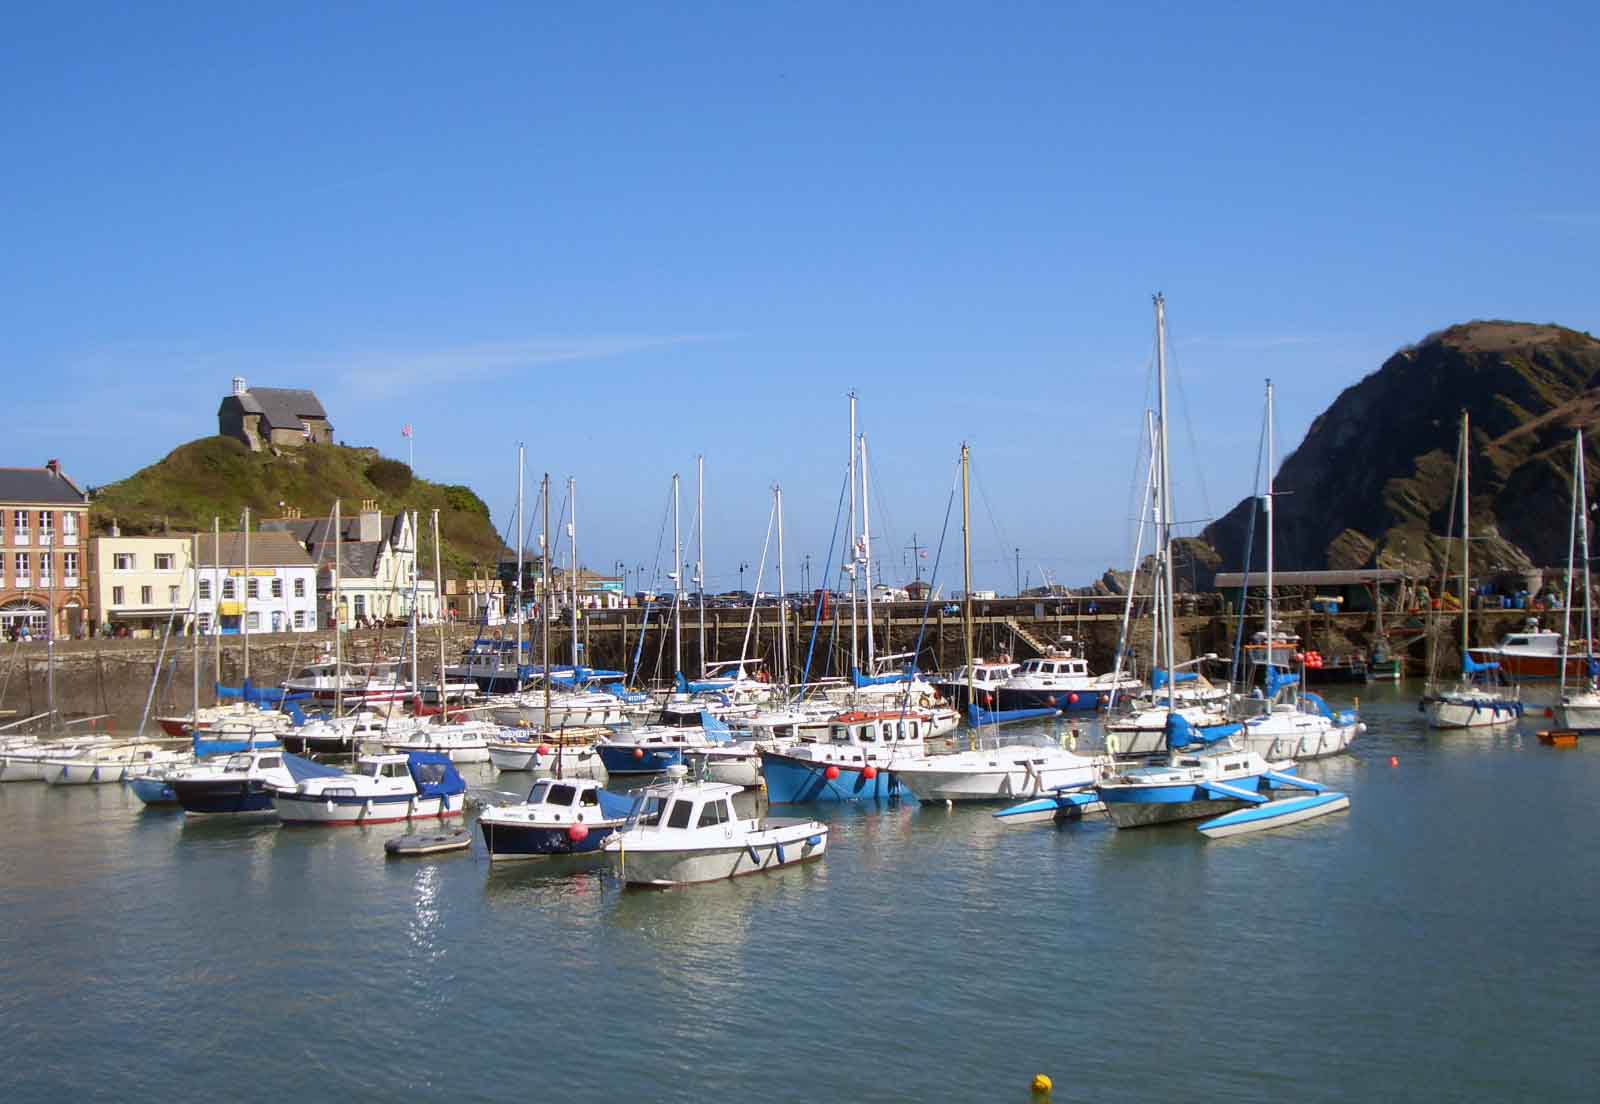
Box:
left=90, top=535, right=196, bottom=637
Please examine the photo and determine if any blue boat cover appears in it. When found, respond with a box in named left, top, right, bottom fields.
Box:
left=283, top=753, right=347, bottom=783
left=851, top=666, right=915, bottom=688
left=698, top=710, right=735, bottom=744
left=214, top=678, right=311, bottom=707
left=1462, top=652, right=1500, bottom=675
left=1167, top=713, right=1242, bottom=751
left=1265, top=667, right=1299, bottom=699
left=405, top=752, right=466, bottom=797
left=966, top=703, right=1059, bottom=726
left=1152, top=669, right=1198, bottom=690
left=596, top=789, right=638, bottom=819
left=676, top=671, right=736, bottom=694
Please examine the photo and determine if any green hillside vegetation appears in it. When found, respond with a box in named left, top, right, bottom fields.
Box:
left=89, top=437, right=509, bottom=578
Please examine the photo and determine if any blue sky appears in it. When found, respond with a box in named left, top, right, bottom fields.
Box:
left=5, top=3, right=1596, bottom=592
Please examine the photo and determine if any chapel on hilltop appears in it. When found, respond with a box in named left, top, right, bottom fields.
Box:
left=217, top=377, right=333, bottom=452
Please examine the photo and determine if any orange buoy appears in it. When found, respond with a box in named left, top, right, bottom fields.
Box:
left=1388, top=755, right=1399, bottom=767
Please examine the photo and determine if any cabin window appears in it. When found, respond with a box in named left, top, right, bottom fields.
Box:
left=413, top=762, right=449, bottom=785
left=384, top=762, right=409, bottom=779
left=259, top=757, right=280, bottom=769
left=580, top=788, right=599, bottom=807
left=909, top=721, right=920, bottom=739
left=858, top=725, right=876, bottom=743
left=225, top=755, right=251, bottom=770
left=666, top=800, right=695, bottom=829
left=547, top=784, right=577, bottom=807
left=697, top=800, right=727, bottom=827
left=1505, top=637, right=1528, bottom=647
left=526, top=781, right=550, bottom=804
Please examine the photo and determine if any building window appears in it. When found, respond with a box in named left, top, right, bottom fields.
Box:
left=39, top=555, right=51, bottom=583
left=114, top=553, right=135, bottom=571
left=62, top=551, right=78, bottom=581
left=198, top=579, right=211, bottom=600
left=15, top=552, right=28, bottom=582
left=246, top=612, right=260, bottom=630
left=222, top=578, right=236, bottom=599
left=197, top=612, right=211, bottom=633
left=62, top=512, right=78, bottom=544
left=271, top=577, right=283, bottom=598
left=38, top=511, right=53, bottom=543
left=293, top=610, right=306, bottom=629
left=12, top=511, right=28, bottom=541
left=154, top=553, right=174, bottom=571
left=293, top=577, right=306, bottom=598
left=140, top=586, right=153, bottom=605
left=247, top=578, right=259, bottom=599
left=112, top=585, right=125, bottom=605
left=169, top=585, right=180, bottom=604
left=353, top=594, right=367, bottom=620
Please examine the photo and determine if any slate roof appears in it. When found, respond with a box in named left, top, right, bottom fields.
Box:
left=218, top=387, right=328, bottom=431
left=195, top=531, right=315, bottom=568
left=0, top=466, right=89, bottom=505
left=264, top=514, right=406, bottom=550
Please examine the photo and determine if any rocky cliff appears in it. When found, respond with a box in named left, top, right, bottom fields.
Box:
left=1201, top=321, right=1600, bottom=578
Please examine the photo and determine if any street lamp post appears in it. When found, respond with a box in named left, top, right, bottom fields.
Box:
left=739, top=560, right=750, bottom=595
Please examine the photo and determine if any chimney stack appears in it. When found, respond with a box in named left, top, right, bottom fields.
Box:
left=46, top=459, right=60, bottom=475
left=232, top=376, right=247, bottom=396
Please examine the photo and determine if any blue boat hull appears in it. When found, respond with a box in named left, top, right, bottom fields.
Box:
left=478, top=820, right=618, bottom=859
left=597, top=745, right=684, bottom=774
left=759, top=752, right=913, bottom=804
left=171, top=778, right=276, bottom=816
left=1097, top=776, right=1274, bottom=829
left=129, top=776, right=178, bottom=806
left=999, top=688, right=1104, bottom=713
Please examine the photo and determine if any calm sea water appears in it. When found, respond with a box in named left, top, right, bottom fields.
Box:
left=2, top=682, right=1597, bottom=1103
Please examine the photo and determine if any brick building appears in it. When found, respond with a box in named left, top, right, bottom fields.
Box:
left=0, top=461, right=91, bottom=638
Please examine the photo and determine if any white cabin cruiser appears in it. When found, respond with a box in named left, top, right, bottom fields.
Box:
left=270, top=752, right=467, bottom=826
left=602, top=779, right=827, bottom=886
left=892, top=736, right=1112, bottom=803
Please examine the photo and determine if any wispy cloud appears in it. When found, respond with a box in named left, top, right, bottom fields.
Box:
left=325, top=334, right=732, bottom=395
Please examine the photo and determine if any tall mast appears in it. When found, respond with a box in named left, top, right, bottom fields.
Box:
left=1155, top=294, right=1178, bottom=710
left=961, top=443, right=975, bottom=724
left=1264, top=380, right=1275, bottom=657
left=241, top=506, right=250, bottom=682
left=1581, top=430, right=1594, bottom=683
left=1563, top=431, right=1581, bottom=697
left=542, top=475, right=552, bottom=730
left=696, top=455, right=706, bottom=678
left=847, top=391, right=859, bottom=674
left=409, top=510, right=420, bottom=700
left=569, top=476, right=579, bottom=670
left=515, top=444, right=525, bottom=676
left=432, top=509, right=446, bottom=714
left=212, top=517, right=221, bottom=703
left=775, top=484, right=789, bottom=693
left=1461, top=411, right=1471, bottom=660
left=861, top=433, right=876, bottom=669
left=672, top=473, right=683, bottom=677
left=191, top=532, right=200, bottom=723
left=333, top=499, right=343, bottom=718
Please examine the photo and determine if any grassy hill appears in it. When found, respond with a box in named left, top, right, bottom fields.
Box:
left=89, top=437, right=509, bottom=578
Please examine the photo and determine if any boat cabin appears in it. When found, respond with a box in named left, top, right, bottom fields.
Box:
left=625, top=781, right=744, bottom=834
left=1014, top=656, right=1090, bottom=680
left=222, top=751, right=283, bottom=774
left=954, top=661, right=1020, bottom=685
left=825, top=711, right=925, bottom=746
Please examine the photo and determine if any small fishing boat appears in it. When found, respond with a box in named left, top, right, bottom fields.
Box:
left=477, top=777, right=637, bottom=861
left=680, top=711, right=762, bottom=787
left=270, top=752, right=467, bottom=826
left=596, top=726, right=712, bottom=776
left=129, top=773, right=181, bottom=806
left=169, top=749, right=298, bottom=816
left=602, top=779, right=827, bottom=886
left=380, top=719, right=499, bottom=764
left=1196, top=789, right=1350, bottom=839
left=385, top=828, right=473, bottom=856
left=892, top=739, right=1110, bottom=803
left=758, top=709, right=929, bottom=803
left=1537, top=729, right=1580, bottom=747
left=486, top=726, right=612, bottom=776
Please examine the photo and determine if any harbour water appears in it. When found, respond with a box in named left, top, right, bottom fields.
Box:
left=2, top=682, right=1596, bottom=1102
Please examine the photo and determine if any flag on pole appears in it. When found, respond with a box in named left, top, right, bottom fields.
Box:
left=401, top=424, right=413, bottom=438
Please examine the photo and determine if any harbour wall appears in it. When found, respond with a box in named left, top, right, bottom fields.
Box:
left=0, top=604, right=1548, bottom=730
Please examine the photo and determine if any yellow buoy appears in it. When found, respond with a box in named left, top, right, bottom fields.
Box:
left=1031, top=1073, right=1053, bottom=1095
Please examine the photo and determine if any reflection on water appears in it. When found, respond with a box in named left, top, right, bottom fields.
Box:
left=0, top=688, right=1596, bottom=1102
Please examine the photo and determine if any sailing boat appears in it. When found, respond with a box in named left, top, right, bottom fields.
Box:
left=1094, top=296, right=1334, bottom=830
left=892, top=444, right=1111, bottom=803
left=1421, top=412, right=1523, bottom=729
left=1234, top=380, right=1364, bottom=759
left=1555, top=430, right=1600, bottom=730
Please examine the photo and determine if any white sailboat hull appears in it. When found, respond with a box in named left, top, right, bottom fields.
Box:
left=612, top=825, right=826, bottom=886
